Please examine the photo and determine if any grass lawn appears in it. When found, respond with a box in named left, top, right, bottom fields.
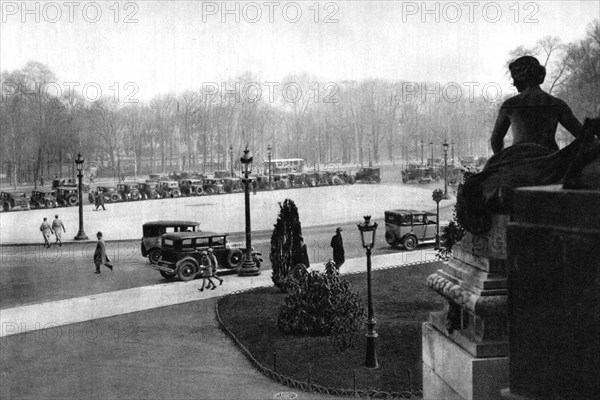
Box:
left=217, top=262, right=444, bottom=395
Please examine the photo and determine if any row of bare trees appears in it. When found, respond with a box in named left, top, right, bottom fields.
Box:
left=1, top=21, right=598, bottom=185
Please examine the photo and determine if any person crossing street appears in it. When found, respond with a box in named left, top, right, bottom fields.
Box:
left=52, top=214, right=66, bottom=246
left=93, top=231, right=113, bottom=273
left=39, top=217, right=53, bottom=248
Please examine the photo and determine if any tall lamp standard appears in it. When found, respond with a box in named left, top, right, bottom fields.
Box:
left=429, top=141, right=434, bottom=166
left=443, top=140, right=449, bottom=197
left=267, top=144, right=273, bottom=188
left=238, top=146, right=261, bottom=276
left=420, top=140, right=424, bottom=165
left=357, top=215, right=379, bottom=369
left=432, top=189, right=444, bottom=249
left=74, top=153, right=88, bottom=240
left=229, top=145, right=234, bottom=177
left=451, top=140, right=455, bottom=165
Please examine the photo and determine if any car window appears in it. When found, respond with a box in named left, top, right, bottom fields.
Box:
left=181, top=239, right=193, bottom=248
left=412, top=215, right=424, bottom=224
left=211, top=237, right=225, bottom=247
left=165, top=227, right=176, bottom=233
left=163, top=239, right=174, bottom=247
left=194, top=238, right=210, bottom=248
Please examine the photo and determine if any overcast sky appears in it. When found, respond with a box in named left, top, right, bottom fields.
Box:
left=1, top=1, right=599, bottom=101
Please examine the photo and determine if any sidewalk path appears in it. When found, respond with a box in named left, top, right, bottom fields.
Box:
left=0, top=251, right=438, bottom=337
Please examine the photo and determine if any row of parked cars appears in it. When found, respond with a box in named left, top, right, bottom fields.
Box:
left=0, top=168, right=382, bottom=211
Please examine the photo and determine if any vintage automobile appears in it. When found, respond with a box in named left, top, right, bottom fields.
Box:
left=158, top=180, right=181, bottom=198
left=155, top=231, right=262, bottom=281
left=202, top=178, right=224, bottom=195
left=141, top=220, right=201, bottom=265
left=117, top=182, right=142, bottom=201
left=138, top=182, right=161, bottom=199
left=221, top=177, right=243, bottom=193
left=384, top=209, right=446, bottom=250
left=307, top=171, right=330, bottom=187
left=179, top=179, right=205, bottom=196
left=55, top=187, right=79, bottom=206
left=30, top=189, right=58, bottom=208
left=272, top=174, right=291, bottom=189
left=1, top=191, right=31, bottom=211
left=355, top=167, right=381, bottom=183
left=287, top=173, right=308, bottom=188
left=88, top=186, right=120, bottom=203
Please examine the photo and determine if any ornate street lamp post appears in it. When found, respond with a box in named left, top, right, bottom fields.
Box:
left=357, top=215, right=379, bottom=369
left=429, top=141, right=434, bottom=166
left=432, top=189, right=444, bottom=249
left=451, top=140, right=455, bottom=165
left=443, top=140, right=449, bottom=197
left=229, top=145, right=234, bottom=177
left=74, top=153, right=88, bottom=240
left=267, top=144, right=273, bottom=188
left=238, top=146, right=260, bottom=276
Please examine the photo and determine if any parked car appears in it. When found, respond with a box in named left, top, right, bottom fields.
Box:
left=156, top=231, right=261, bottom=281
left=355, top=167, right=381, bottom=183
left=179, top=179, right=204, bottom=196
left=89, top=186, right=120, bottom=203
left=1, top=191, right=31, bottom=211
left=221, top=177, right=242, bottom=193
left=55, top=187, right=79, bottom=206
left=52, top=177, right=90, bottom=192
left=138, top=182, right=161, bottom=199
left=384, top=209, right=446, bottom=250
left=117, top=182, right=142, bottom=201
left=158, top=180, right=181, bottom=198
left=202, top=178, right=224, bottom=195
left=141, top=220, right=201, bottom=265
left=30, top=189, right=58, bottom=208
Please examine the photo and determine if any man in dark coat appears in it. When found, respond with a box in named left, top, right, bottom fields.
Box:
left=94, top=231, right=113, bottom=273
left=330, top=227, right=345, bottom=269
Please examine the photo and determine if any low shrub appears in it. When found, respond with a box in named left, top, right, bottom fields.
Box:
left=277, top=261, right=366, bottom=353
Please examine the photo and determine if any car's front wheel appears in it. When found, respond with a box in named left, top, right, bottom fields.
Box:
left=148, top=249, right=161, bottom=265
left=177, top=259, right=197, bottom=281
left=403, top=235, right=418, bottom=251
left=227, top=249, right=244, bottom=269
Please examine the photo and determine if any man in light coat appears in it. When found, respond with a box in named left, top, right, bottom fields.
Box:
left=40, top=217, right=53, bottom=248
left=52, top=214, right=66, bottom=247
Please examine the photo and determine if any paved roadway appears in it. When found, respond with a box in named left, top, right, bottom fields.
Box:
left=0, top=221, right=440, bottom=309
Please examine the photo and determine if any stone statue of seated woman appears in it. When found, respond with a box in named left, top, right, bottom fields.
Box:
left=457, top=56, right=600, bottom=234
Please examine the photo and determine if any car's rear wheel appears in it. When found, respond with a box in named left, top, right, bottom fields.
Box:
left=403, top=235, right=418, bottom=251
left=205, top=187, right=215, bottom=195
left=160, top=270, right=176, bottom=280
left=172, top=189, right=181, bottom=198
left=177, top=260, right=197, bottom=281
left=148, top=192, right=157, bottom=199
left=148, top=249, right=161, bottom=265
left=67, top=196, right=78, bottom=206
left=385, top=231, right=399, bottom=247
left=110, top=193, right=120, bottom=202
left=227, top=249, right=244, bottom=269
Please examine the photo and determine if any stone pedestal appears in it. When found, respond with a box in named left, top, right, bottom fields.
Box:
left=424, top=214, right=509, bottom=399
left=502, top=185, right=600, bottom=400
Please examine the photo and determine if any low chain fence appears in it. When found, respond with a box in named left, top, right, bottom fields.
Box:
left=214, top=261, right=436, bottom=399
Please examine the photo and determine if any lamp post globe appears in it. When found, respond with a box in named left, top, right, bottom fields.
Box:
left=357, top=215, right=379, bottom=369
left=74, top=153, right=88, bottom=240
left=238, top=146, right=260, bottom=276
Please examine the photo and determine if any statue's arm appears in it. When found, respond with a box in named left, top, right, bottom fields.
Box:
left=559, top=105, right=583, bottom=138
left=491, top=108, right=510, bottom=154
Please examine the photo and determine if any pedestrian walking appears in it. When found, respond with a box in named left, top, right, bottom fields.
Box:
left=94, top=190, right=106, bottom=211
left=40, top=217, right=53, bottom=248
left=198, top=251, right=217, bottom=291
left=207, top=248, right=223, bottom=286
left=93, top=231, right=113, bottom=274
left=52, top=214, right=66, bottom=246
left=330, top=227, right=345, bottom=269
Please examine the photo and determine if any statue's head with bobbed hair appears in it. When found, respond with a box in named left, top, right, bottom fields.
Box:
left=509, top=56, right=546, bottom=92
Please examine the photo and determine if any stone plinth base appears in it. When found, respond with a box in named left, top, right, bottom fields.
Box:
left=422, top=323, right=508, bottom=400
